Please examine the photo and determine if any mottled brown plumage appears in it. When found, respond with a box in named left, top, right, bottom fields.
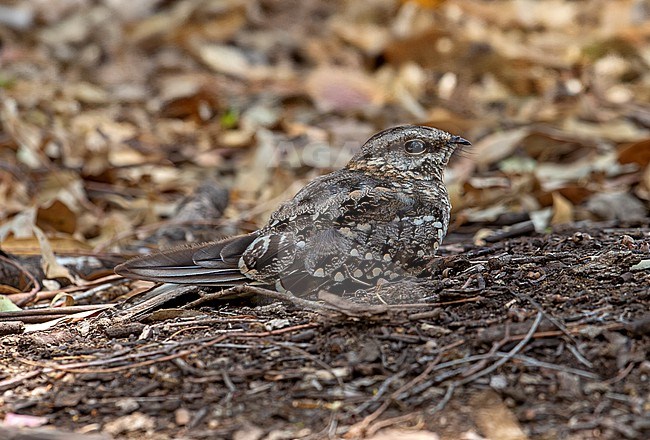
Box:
left=115, top=125, right=470, bottom=294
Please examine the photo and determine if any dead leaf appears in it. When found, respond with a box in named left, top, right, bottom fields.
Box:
left=33, top=226, right=74, bottom=282
left=0, top=235, right=92, bottom=255
left=405, top=0, right=447, bottom=9
left=366, top=428, right=439, bottom=440
left=618, top=138, right=650, bottom=167
left=0, top=207, right=36, bottom=242
left=197, top=44, right=252, bottom=78
left=50, top=292, right=74, bottom=307
left=472, top=128, right=531, bottom=168
left=586, top=192, right=647, bottom=221
left=2, top=413, right=48, bottom=428
left=551, top=192, right=574, bottom=225
left=470, top=389, right=528, bottom=440
left=37, top=200, right=76, bottom=234
left=331, top=20, right=390, bottom=55
left=305, top=67, right=385, bottom=112
left=0, top=295, right=21, bottom=312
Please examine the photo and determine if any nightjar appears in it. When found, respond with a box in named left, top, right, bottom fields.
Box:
left=115, top=125, right=470, bottom=294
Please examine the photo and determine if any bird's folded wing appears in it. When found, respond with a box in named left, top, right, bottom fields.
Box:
left=115, top=235, right=255, bottom=286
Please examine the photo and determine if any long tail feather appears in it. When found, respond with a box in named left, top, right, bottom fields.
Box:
left=115, top=237, right=251, bottom=286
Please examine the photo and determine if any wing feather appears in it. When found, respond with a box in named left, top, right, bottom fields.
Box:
left=115, top=236, right=253, bottom=285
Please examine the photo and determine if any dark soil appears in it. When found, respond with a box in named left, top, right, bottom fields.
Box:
left=1, top=223, right=649, bottom=439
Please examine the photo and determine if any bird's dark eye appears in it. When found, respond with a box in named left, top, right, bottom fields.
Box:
left=404, top=139, right=427, bottom=155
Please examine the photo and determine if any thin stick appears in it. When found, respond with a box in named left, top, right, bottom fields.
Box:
left=0, top=254, right=40, bottom=297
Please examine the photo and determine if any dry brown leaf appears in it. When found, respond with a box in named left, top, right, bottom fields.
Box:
left=618, top=138, right=650, bottom=167
left=305, top=67, right=385, bottom=112
left=331, top=20, right=391, bottom=55
left=33, top=226, right=75, bottom=282
left=36, top=170, right=87, bottom=214
left=551, top=192, right=574, bottom=225
left=563, top=118, right=648, bottom=143
left=50, top=292, right=74, bottom=307
left=0, top=285, right=23, bottom=295
left=405, top=0, right=447, bottom=8
left=470, top=389, right=528, bottom=440
left=556, top=185, right=593, bottom=205
left=1, top=235, right=92, bottom=255
left=174, top=5, right=247, bottom=45
left=36, top=200, right=76, bottom=234
left=197, top=44, right=253, bottom=79
left=383, top=28, right=448, bottom=67
left=0, top=208, right=37, bottom=242
left=472, top=128, right=531, bottom=168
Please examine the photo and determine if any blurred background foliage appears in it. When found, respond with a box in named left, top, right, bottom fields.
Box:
left=0, top=0, right=649, bottom=262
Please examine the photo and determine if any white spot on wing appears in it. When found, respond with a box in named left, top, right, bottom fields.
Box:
left=357, top=223, right=371, bottom=232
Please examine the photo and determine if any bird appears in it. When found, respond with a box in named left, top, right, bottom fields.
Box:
left=115, top=125, right=470, bottom=295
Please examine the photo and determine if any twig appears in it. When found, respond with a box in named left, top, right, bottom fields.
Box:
left=504, top=353, right=600, bottom=379
left=348, top=339, right=465, bottom=433
left=70, top=279, right=129, bottom=302
left=0, top=253, right=40, bottom=300
left=17, top=322, right=319, bottom=374
left=418, top=312, right=543, bottom=416
left=508, top=289, right=579, bottom=345
left=351, top=370, right=408, bottom=415
left=458, top=311, right=543, bottom=386
left=509, top=288, right=596, bottom=369
left=35, top=274, right=123, bottom=301
left=275, top=341, right=345, bottom=388
left=186, top=284, right=337, bottom=314
left=427, top=383, right=456, bottom=415
left=365, top=411, right=424, bottom=437
left=0, top=304, right=114, bottom=321
left=0, top=370, right=43, bottom=392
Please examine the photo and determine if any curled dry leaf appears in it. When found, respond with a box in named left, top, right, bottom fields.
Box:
left=33, top=226, right=74, bottom=283
left=551, top=192, right=574, bottom=225
left=306, top=66, right=385, bottom=112
left=37, top=200, right=76, bottom=234
left=470, top=127, right=531, bottom=168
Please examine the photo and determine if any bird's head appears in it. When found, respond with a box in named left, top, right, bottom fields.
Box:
left=347, top=125, right=470, bottom=180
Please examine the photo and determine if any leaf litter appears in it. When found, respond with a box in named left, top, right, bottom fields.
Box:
left=0, top=0, right=649, bottom=439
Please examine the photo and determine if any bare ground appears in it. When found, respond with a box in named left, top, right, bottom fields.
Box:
left=1, top=222, right=649, bottom=440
